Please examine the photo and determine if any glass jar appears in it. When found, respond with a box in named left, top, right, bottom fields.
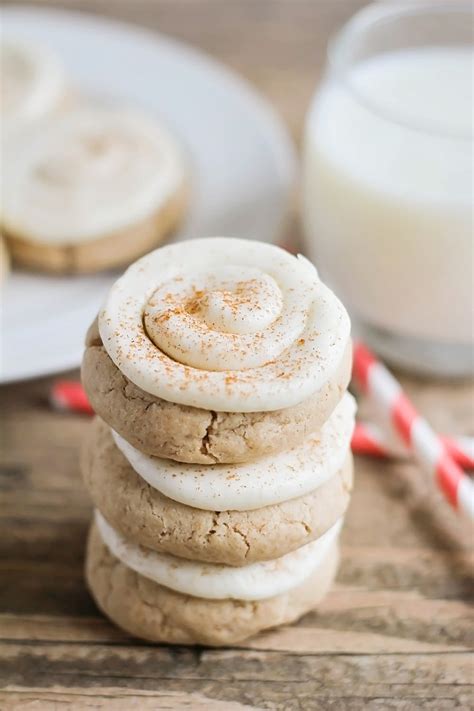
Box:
left=303, top=1, right=473, bottom=377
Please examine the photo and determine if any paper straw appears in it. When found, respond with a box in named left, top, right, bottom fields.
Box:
left=352, top=341, right=474, bottom=519
left=352, top=421, right=474, bottom=469
left=50, top=381, right=94, bottom=415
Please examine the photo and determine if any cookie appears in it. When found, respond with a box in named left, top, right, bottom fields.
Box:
left=2, top=107, right=188, bottom=274
left=82, top=319, right=352, bottom=464
left=81, top=417, right=353, bottom=566
left=110, top=392, right=355, bottom=513
left=86, top=519, right=340, bottom=646
left=6, top=185, right=188, bottom=274
left=97, top=238, right=351, bottom=413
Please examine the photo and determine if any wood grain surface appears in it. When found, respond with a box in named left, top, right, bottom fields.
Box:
left=1, top=2, right=473, bottom=709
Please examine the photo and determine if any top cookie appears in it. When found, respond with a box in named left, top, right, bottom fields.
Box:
left=82, top=324, right=351, bottom=464
left=98, top=237, right=351, bottom=413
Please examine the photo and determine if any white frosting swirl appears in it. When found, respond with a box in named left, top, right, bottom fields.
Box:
left=96, top=510, right=342, bottom=601
left=2, top=107, right=186, bottom=244
left=99, top=238, right=351, bottom=412
left=1, top=38, right=66, bottom=133
left=112, top=392, right=355, bottom=511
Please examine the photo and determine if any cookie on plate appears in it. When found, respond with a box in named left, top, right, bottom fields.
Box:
left=2, top=107, right=189, bottom=273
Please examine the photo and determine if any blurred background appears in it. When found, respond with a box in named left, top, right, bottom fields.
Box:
left=1, top=2, right=473, bottom=708
left=2, top=0, right=471, bottom=382
left=4, top=0, right=364, bottom=142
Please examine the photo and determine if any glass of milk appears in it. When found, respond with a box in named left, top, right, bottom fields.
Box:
left=303, top=1, right=473, bottom=377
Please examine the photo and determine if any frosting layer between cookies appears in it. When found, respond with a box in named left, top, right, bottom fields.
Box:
left=95, top=510, right=342, bottom=601
left=2, top=107, right=186, bottom=244
left=111, top=392, right=356, bottom=511
left=99, top=238, right=351, bottom=412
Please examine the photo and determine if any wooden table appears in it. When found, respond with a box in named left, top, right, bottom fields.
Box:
left=1, top=2, right=473, bottom=709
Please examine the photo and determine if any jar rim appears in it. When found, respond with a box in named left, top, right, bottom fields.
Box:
left=327, top=0, right=473, bottom=142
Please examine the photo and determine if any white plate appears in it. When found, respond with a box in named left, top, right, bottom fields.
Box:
left=0, top=6, right=296, bottom=383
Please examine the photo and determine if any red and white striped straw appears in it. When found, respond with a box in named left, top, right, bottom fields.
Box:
left=352, top=422, right=474, bottom=469
left=352, top=341, right=474, bottom=519
left=50, top=381, right=94, bottom=415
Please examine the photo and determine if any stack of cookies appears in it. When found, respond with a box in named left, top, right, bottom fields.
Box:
left=81, top=237, right=355, bottom=645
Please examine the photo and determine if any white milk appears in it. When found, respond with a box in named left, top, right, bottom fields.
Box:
left=304, top=47, right=473, bottom=347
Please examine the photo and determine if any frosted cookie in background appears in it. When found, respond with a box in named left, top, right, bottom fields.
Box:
left=2, top=107, right=189, bottom=273
left=1, top=38, right=68, bottom=134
